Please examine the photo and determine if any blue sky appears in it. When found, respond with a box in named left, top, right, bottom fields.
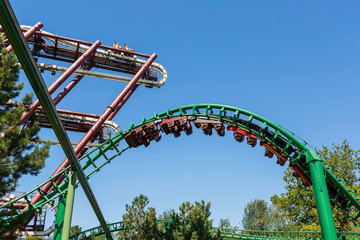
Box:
left=11, top=0, right=360, bottom=231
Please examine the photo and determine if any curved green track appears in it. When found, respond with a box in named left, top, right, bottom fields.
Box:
left=2, top=104, right=360, bottom=235
left=70, top=220, right=360, bottom=240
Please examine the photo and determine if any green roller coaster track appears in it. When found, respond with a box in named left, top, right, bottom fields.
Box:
left=2, top=104, right=360, bottom=239
left=69, top=220, right=360, bottom=240
left=0, top=0, right=357, bottom=238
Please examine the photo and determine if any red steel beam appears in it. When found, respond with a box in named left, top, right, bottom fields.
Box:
left=20, top=40, right=101, bottom=124
left=42, top=84, right=138, bottom=194
left=108, top=84, right=138, bottom=121
left=65, top=86, right=139, bottom=166
left=71, top=52, right=157, bottom=154
left=31, top=53, right=157, bottom=204
left=43, top=108, right=101, bottom=119
left=43, top=88, right=138, bottom=193
left=24, top=29, right=151, bottom=58
left=52, top=65, right=94, bottom=106
left=47, top=55, right=156, bottom=186
left=0, top=202, right=28, bottom=209
left=43, top=89, right=138, bottom=193
left=34, top=53, right=140, bottom=76
left=6, top=22, right=43, bottom=52
left=19, top=28, right=92, bottom=46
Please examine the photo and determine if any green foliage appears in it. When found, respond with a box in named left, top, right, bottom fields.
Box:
left=242, top=199, right=271, bottom=231
left=218, top=218, right=231, bottom=232
left=268, top=201, right=297, bottom=231
left=0, top=208, right=35, bottom=239
left=158, top=209, right=173, bottom=220
left=319, top=140, right=360, bottom=185
left=170, top=200, right=222, bottom=240
left=24, top=236, right=42, bottom=240
left=117, top=195, right=222, bottom=240
left=86, top=234, right=107, bottom=240
left=0, top=36, right=49, bottom=196
left=270, top=171, right=316, bottom=227
left=0, top=37, right=49, bottom=237
left=118, top=194, right=160, bottom=240
left=70, top=225, right=82, bottom=237
left=271, top=140, right=360, bottom=232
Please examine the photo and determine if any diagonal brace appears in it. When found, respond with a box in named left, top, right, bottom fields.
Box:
left=0, top=0, right=113, bottom=239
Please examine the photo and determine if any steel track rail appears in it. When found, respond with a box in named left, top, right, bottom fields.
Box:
left=2, top=104, right=360, bottom=232
left=70, top=221, right=360, bottom=240
left=20, top=25, right=168, bottom=88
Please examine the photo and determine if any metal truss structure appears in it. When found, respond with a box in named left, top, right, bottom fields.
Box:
left=0, top=1, right=359, bottom=240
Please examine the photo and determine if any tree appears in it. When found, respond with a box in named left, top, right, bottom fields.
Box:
left=170, top=200, right=222, bottom=240
left=271, top=140, right=360, bottom=232
left=86, top=234, right=107, bottom=240
left=0, top=37, right=49, bottom=237
left=70, top=225, right=82, bottom=237
left=218, top=218, right=231, bottom=232
left=117, top=195, right=222, bottom=240
left=158, top=209, right=173, bottom=220
left=0, top=36, right=49, bottom=196
left=267, top=201, right=297, bottom=231
left=242, top=199, right=271, bottom=231
left=118, top=194, right=160, bottom=240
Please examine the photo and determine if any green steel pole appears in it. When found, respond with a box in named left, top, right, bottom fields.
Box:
left=306, top=150, right=337, bottom=240
left=0, top=1, right=113, bottom=239
left=61, top=170, right=77, bottom=240
left=54, top=194, right=67, bottom=240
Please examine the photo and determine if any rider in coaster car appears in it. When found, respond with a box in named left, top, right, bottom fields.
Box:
left=113, top=41, right=122, bottom=49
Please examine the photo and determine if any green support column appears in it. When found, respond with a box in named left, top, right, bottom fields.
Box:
left=62, top=169, right=78, bottom=240
left=306, top=150, right=337, bottom=240
left=54, top=193, right=67, bottom=240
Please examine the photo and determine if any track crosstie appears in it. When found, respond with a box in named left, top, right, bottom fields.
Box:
left=2, top=104, right=360, bottom=234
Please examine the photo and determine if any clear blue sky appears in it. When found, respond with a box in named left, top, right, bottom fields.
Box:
left=11, top=0, right=360, bottom=230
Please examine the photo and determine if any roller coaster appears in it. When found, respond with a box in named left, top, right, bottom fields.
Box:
left=0, top=1, right=359, bottom=239
left=69, top=221, right=360, bottom=240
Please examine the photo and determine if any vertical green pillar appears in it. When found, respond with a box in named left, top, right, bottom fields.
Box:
left=306, top=150, right=337, bottom=240
left=54, top=193, right=66, bottom=240
left=62, top=169, right=78, bottom=240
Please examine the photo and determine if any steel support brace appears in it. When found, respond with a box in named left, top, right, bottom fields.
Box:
left=0, top=1, right=113, bottom=239
left=306, top=150, right=337, bottom=240
left=20, top=40, right=100, bottom=124
left=38, top=53, right=157, bottom=194
left=6, top=21, right=43, bottom=52
left=61, top=170, right=77, bottom=240
left=54, top=194, right=66, bottom=240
